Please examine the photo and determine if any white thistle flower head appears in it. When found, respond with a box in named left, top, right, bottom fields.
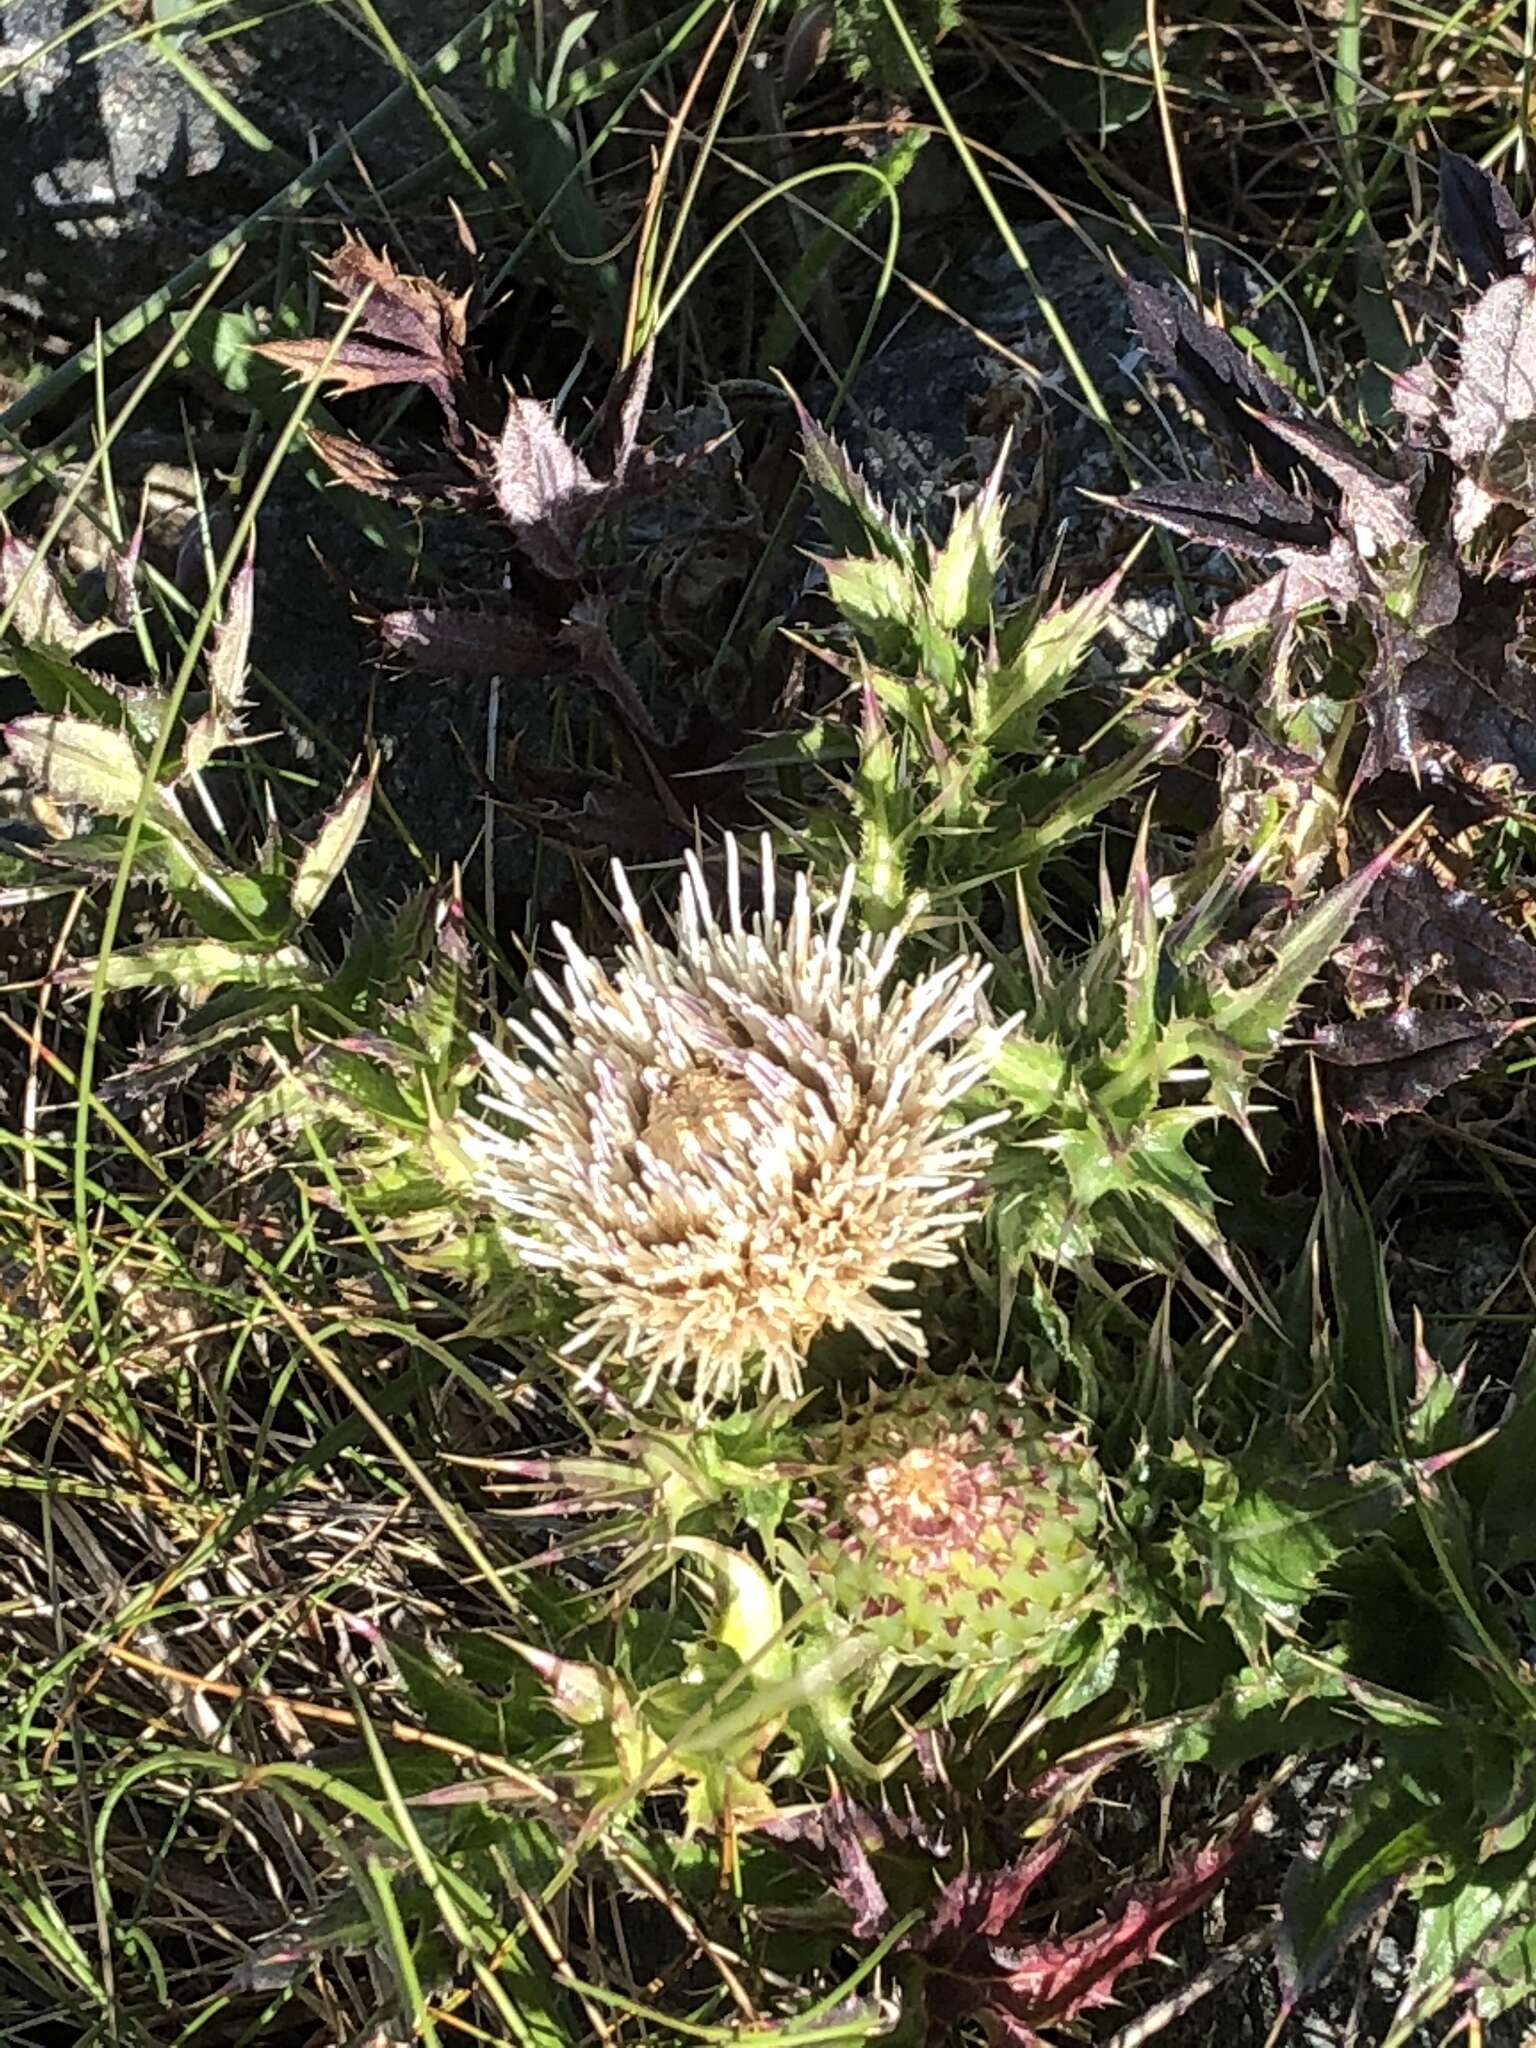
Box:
left=469, top=835, right=1002, bottom=1408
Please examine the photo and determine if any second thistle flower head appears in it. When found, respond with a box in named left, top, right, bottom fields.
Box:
left=470, top=835, right=1000, bottom=1408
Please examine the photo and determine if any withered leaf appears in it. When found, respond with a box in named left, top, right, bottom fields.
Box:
left=1447, top=274, right=1536, bottom=486
left=256, top=234, right=473, bottom=434
left=1118, top=475, right=1332, bottom=557
left=1310, top=1010, right=1520, bottom=1122
left=1337, top=860, right=1536, bottom=1009
left=304, top=429, right=462, bottom=505
left=1126, top=280, right=1337, bottom=498
left=1440, top=151, right=1530, bottom=290
left=371, top=599, right=561, bottom=680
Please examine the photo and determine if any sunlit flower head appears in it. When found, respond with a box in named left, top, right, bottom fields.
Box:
left=469, top=835, right=1001, bottom=1407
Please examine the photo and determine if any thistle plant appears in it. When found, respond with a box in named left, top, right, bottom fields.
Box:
left=983, top=817, right=1403, bottom=1276
left=764, top=1756, right=1255, bottom=2048
left=794, top=402, right=1181, bottom=929
left=240, top=883, right=524, bottom=1294
left=468, top=833, right=1002, bottom=1408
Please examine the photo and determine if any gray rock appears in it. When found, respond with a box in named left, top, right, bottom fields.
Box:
left=0, top=0, right=484, bottom=335
left=825, top=223, right=1307, bottom=669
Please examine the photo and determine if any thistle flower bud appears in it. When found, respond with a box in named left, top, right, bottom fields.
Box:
left=794, top=1372, right=1106, bottom=1665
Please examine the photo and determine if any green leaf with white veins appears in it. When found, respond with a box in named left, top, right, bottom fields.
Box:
left=4, top=714, right=180, bottom=825
left=55, top=938, right=316, bottom=994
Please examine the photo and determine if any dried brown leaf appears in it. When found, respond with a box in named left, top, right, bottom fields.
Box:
left=255, top=233, right=474, bottom=433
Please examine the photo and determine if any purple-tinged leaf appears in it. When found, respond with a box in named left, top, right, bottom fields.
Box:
left=1213, top=537, right=1363, bottom=641
left=1363, top=643, right=1536, bottom=795
left=1126, top=280, right=1331, bottom=495
left=764, top=1766, right=1253, bottom=2048
left=761, top=1801, right=906, bottom=1939
left=1447, top=274, right=1536, bottom=482
left=1440, top=151, right=1530, bottom=290
left=484, top=761, right=694, bottom=865
left=1117, top=475, right=1331, bottom=557
left=924, top=1836, right=1066, bottom=1950
left=372, top=600, right=561, bottom=680
left=1255, top=413, right=1421, bottom=552
left=558, top=600, right=666, bottom=746
left=1309, top=1010, right=1520, bottom=1122
left=107, top=517, right=145, bottom=627
left=923, top=1810, right=1255, bottom=2046
left=1389, top=357, right=1441, bottom=428
left=484, top=394, right=601, bottom=581
left=1336, top=860, right=1536, bottom=1009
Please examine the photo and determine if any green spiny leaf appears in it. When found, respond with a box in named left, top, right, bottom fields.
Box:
left=1217, top=838, right=1407, bottom=1055
left=3, top=713, right=177, bottom=823
left=927, top=443, right=1007, bottom=635
left=55, top=938, right=316, bottom=994
left=292, top=760, right=378, bottom=923
left=793, top=395, right=913, bottom=565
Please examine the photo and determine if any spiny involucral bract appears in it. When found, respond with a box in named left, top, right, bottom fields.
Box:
left=794, top=1371, right=1106, bottom=1666
left=468, top=837, right=1001, bottom=1409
